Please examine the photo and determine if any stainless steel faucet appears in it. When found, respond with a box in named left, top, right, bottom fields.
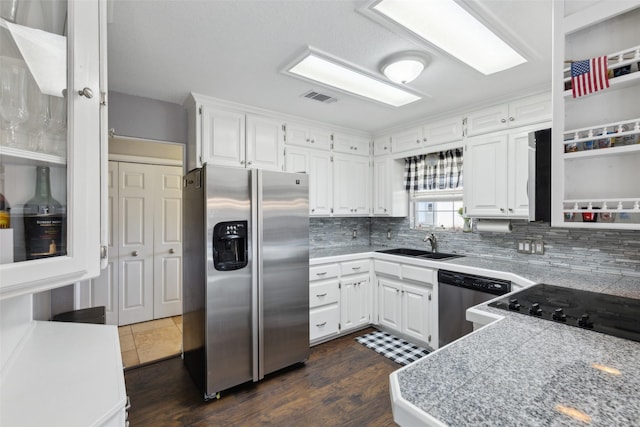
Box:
left=424, top=233, right=437, bottom=253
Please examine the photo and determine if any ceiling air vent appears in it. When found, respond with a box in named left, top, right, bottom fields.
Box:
left=302, top=90, right=337, bottom=104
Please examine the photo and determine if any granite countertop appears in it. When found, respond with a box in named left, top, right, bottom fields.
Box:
left=309, top=245, right=640, bottom=426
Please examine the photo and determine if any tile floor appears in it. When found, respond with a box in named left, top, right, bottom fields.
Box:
left=118, top=316, right=182, bottom=369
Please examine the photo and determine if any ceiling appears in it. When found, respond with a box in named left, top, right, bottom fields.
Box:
left=107, top=0, right=552, bottom=133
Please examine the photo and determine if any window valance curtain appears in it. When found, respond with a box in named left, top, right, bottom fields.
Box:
left=404, top=148, right=463, bottom=191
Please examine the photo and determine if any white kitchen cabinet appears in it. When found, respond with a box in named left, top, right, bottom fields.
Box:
left=391, top=126, right=425, bottom=153
left=309, top=263, right=340, bottom=343
left=285, top=122, right=332, bottom=150
left=373, top=134, right=392, bottom=156
left=378, top=277, right=402, bottom=331
left=332, top=132, right=370, bottom=156
left=332, top=153, right=370, bottom=215
left=372, top=157, right=407, bottom=217
left=465, top=93, right=551, bottom=137
left=0, top=0, right=107, bottom=300
left=340, top=275, right=370, bottom=332
left=464, top=125, right=539, bottom=219
left=391, top=117, right=463, bottom=154
left=375, top=262, right=437, bottom=348
left=552, top=1, right=640, bottom=230
left=184, top=96, right=284, bottom=171
left=284, top=145, right=332, bottom=216
left=339, top=259, right=370, bottom=333
left=199, top=105, right=246, bottom=167
left=402, top=282, right=433, bottom=345
left=246, top=114, right=285, bottom=170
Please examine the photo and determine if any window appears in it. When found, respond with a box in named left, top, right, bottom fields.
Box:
left=404, top=148, right=464, bottom=231
left=411, top=192, right=464, bottom=230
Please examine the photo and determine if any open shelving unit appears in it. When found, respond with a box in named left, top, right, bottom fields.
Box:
left=552, top=1, right=640, bottom=230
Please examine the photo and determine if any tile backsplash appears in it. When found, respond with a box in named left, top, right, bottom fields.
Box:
left=311, top=217, right=640, bottom=276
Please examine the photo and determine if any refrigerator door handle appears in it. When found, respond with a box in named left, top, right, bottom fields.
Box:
left=253, top=170, right=263, bottom=382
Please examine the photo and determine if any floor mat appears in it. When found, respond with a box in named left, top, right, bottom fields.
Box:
left=355, top=330, right=429, bottom=366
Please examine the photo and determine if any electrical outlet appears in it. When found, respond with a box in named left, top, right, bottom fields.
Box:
left=517, top=239, right=532, bottom=254
left=533, top=240, right=545, bottom=255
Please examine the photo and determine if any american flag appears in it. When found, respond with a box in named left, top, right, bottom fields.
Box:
left=571, top=56, right=609, bottom=98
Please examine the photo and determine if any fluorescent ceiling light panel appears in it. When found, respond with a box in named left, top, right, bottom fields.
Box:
left=373, top=0, right=527, bottom=75
left=287, top=53, right=421, bottom=107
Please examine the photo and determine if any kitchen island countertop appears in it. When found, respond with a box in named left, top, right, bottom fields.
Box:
left=310, top=245, right=640, bottom=426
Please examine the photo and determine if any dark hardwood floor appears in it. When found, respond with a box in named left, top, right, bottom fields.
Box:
left=124, top=327, right=400, bottom=426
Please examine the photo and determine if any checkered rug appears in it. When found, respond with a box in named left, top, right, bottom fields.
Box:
left=355, top=330, right=429, bottom=366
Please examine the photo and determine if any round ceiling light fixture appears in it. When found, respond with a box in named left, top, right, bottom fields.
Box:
left=380, top=51, right=430, bottom=84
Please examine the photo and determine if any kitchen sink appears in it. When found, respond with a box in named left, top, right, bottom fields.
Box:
left=376, top=248, right=463, bottom=260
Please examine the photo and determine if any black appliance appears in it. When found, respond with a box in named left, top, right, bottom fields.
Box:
left=438, top=270, right=511, bottom=347
left=528, top=128, right=551, bottom=223
left=489, top=284, right=640, bottom=343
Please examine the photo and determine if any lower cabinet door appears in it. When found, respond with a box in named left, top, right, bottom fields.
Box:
left=378, top=277, right=402, bottom=333
left=402, top=282, right=433, bottom=345
left=310, top=304, right=339, bottom=341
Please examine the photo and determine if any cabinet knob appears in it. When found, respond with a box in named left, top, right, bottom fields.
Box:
left=311, top=139, right=315, bottom=143
left=508, top=208, right=514, bottom=212
left=169, top=248, right=175, bottom=254
left=247, top=161, right=253, bottom=165
left=354, top=209, right=357, bottom=212
left=416, top=139, right=420, bottom=144
left=384, top=146, right=388, bottom=150
left=509, top=116, right=515, bottom=122
left=384, top=208, right=387, bottom=212
left=311, top=208, right=315, bottom=213
left=501, top=118, right=506, bottom=123
left=500, top=208, right=505, bottom=212
left=132, top=251, right=139, bottom=257
left=78, top=87, right=94, bottom=98
left=240, top=160, right=245, bottom=165
left=306, top=138, right=310, bottom=142
left=423, top=137, right=427, bottom=142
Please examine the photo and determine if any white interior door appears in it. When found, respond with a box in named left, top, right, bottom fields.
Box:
left=153, top=165, right=183, bottom=319
left=118, top=163, right=154, bottom=325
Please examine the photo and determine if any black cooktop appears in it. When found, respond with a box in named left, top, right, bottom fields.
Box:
left=488, top=284, right=640, bottom=343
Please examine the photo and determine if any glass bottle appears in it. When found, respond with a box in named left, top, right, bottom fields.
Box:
left=23, top=166, right=66, bottom=259
left=0, top=165, right=9, bottom=228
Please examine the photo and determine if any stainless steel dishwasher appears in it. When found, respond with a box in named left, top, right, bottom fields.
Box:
left=438, top=270, right=511, bottom=347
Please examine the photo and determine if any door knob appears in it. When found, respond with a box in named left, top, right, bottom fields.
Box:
left=169, top=248, right=175, bottom=254
left=132, top=251, right=139, bottom=257
left=78, top=87, right=94, bottom=98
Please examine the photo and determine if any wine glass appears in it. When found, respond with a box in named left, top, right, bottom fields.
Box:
left=48, top=93, right=67, bottom=156
left=27, top=75, right=51, bottom=152
left=0, top=59, right=30, bottom=148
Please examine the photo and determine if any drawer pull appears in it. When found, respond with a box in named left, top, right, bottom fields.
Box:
left=316, top=272, right=327, bottom=276
left=316, top=293, right=327, bottom=297
left=316, top=322, right=327, bottom=327
left=352, top=266, right=361, bottom=270
left=125, top=396, right=131, bottom=410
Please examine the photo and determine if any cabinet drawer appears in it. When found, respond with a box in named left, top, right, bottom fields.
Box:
left=310, top=281, right=339, bottom=308
left=340, top=259, right=370, bottom=276
left=309, top=264, right=339, bottom=281
left=374, top=260, right=401, bottom=278
left=402, top=265, right=434, bottom=284
left=310, top=304, right=339, bottom=341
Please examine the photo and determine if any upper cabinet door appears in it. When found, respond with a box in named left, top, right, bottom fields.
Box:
left=285, top=122, right=332, bottom=151
left=246, top=114, right=284, bottom=171
left=0, top=0, right=106, bottom=300
left=464, top=134, right=509, bottom=217
left=507, top=130, right=534, bottom=218
left=200, top=107, right=245, bottom=167
left=465, top=104, right=510, bottom=136
left=391, top=126, right=424, bottom=153
left=332, top=133, right=369, bottom=156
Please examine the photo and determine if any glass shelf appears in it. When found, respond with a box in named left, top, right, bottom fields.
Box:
left=0, top=146, right=66, bottom=166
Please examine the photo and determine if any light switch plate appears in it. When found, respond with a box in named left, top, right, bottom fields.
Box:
left=533, top=240, right=545, bottom=255
left=517, top=239, right=532, bottom=254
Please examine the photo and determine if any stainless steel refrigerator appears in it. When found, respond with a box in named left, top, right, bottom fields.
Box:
left=182, top=164, right=310, bottom=400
